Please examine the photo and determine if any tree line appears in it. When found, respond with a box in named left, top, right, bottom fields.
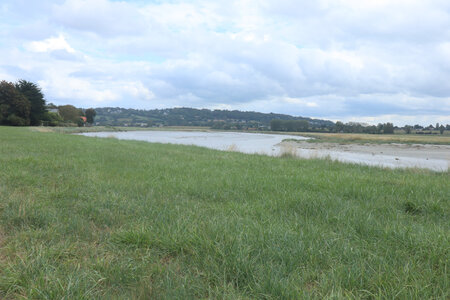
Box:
left=404, top=123, right=447, bottom=134
left=331, top=121, right=447, bottom=135
left=269, top=119, right=447, bottom=135
left=268, top=119, right=394, bottom=133
left=0, top=79, right=96, bottom=126
left=2, top=79, right=445, bottom=134
left=270, top=119, right=310, bottom=132
left=333, top=121, right=394, bottom=134
left=272, top=120, right=448, bottom=135
left=94, top=107, right=335, bottom=129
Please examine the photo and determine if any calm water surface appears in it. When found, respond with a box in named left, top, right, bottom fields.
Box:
left=80, top=131, right=448, bottom=171
left=81, top=131, right=307, bottom=155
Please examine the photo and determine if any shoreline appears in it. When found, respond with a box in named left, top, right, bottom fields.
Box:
left=78, top=129, right=449, bottom=172
left=280, top=140, right=449, bottom=172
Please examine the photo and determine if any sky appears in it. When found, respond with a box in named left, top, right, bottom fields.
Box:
left=0, top=0, right=449, bottom=126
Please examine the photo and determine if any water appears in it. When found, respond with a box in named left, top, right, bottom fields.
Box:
left=80, top=131, right=448, bottom=171
left=80, top=131, right=307, bottom=155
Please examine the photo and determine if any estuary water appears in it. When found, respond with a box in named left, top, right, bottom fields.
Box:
left=80, top=131, right=449, bottom=171
left=80, top=130, right=307, bottom=155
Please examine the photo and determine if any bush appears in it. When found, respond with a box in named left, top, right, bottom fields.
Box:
left=7, top=114, right=29, bottom=126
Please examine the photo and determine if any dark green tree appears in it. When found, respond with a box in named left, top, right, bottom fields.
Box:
left=364, top=125, right=378, bottom=134
left=58, top=105, right=81, bottom=123
left=85, top=108, right=96, bottom=124
left=334, top=121, right=344, bottom=132
left=77, top=118, right=85, bottom=127
left=404, top=125, right=412, bottom=134
left=0, top=80, right=31, bottom=126
left=15, top=80, right=47, bottom=125
left=270, top=119, right=282, bottom=131
left=285, top=120, right=295, bottom=131
left=42, top=111, right=63, bottom=126
left=383, top=122, right=394, bottom=134
left=294, top=120, right=309, bottom=132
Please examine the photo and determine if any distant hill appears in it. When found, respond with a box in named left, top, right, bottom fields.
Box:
left=94, top=107, right=335, bottom=130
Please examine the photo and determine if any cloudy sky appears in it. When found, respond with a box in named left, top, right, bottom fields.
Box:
left=1, top=0, right=449, bottom=125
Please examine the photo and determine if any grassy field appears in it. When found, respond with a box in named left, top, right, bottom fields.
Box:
left=0, top=127, right=449, bottom=299
left=30, top=126, right=154, bottom=134
left=30, top=126, right=211, bottom=134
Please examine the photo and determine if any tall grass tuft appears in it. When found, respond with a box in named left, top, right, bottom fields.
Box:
left=279, top=143, right=298, bottom=158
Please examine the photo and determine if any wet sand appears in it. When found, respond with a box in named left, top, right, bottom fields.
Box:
left=281, top=141, right=449, bottom=172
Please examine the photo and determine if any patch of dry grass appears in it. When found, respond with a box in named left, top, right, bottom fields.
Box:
left=279, top=143, right=298, bottom=158
left=298, top=132, right=450, bottom=145
left=29, top=127, right=54, bottom=133
left=226, top=144, right=238, bottom=152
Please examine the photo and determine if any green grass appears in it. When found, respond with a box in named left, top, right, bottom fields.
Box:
left=0, top=127, right=449, bottom=299
left=30, top=126, right=153, bottom=134
left=30, top=125, right=212, bottom=134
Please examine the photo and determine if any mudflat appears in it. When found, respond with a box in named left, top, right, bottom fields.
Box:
left=281, top=140, right=449, bottom=171
left=282, top=141, right=450, bottom=160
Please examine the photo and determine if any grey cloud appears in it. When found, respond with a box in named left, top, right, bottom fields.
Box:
left=3, top=0, right=58, bottom=18
left=0, top=65, right=43, bottom=83
left=51, top=0, right=149, bottom=37
left=147, top=57, right=283, bottom=104
left=50, top=49, right=84, bottom=61
left=341, top=98, right=413, bottom=116
left=70, top=70, right=108, bottom=78
left=11, top=21, right=56, bottom=41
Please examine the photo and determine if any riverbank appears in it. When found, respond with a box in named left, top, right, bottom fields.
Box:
left=80, top=130, right=449, bottom=171
left=281, top=140, right=449, bottom=172
left=32, top=126, right=450, bottom=145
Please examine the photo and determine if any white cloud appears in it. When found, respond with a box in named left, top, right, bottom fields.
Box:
left=39, top=75, right=119, bottom=104
left=122, top=82, right=154, bottom=101
left=26, top=34, right=75, bottom=53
